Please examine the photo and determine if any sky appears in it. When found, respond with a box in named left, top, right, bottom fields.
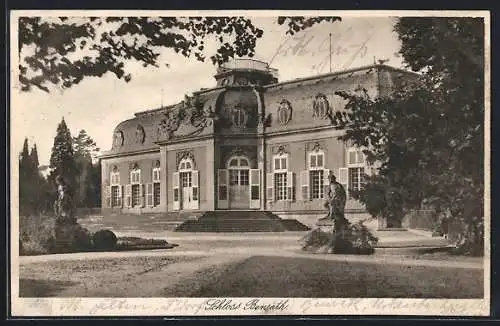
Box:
left=13, top=16, right=404, bottom=167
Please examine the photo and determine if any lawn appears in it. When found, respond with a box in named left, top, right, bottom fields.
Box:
left=171, top=255, right=484, bottom=298
left=19, top=255, right=205, bottom=297
left=19, top=252, right=484, bottom=298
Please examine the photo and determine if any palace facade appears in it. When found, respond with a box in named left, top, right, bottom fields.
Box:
left=99, top=59, right=415, bottom=228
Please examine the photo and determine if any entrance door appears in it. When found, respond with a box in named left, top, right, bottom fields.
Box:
left=227, top=156, right=250, bottom=209
left=181, top=171, right=193, bottom=209
left=229, top=169, right=249, bottom=209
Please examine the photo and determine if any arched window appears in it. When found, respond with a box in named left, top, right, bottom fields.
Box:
left=179, top=158, right=194, bottom=172
left=227, top=155, right=250, bottom=186
left=173, top=157, right=199, bottom=210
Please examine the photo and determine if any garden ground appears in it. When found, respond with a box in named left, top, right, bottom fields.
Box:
left=18, top=230, right=484, bottom=298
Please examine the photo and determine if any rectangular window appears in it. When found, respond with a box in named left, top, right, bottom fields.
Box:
left=153, top=168, right=161, bottom=183
left=310, top=170, right=324, bottom=199
left=181, top=172, right=192, bottom=187
left=250, top=169, right=260, bottom=201
left=153, top=182, right=160, bottom=206
left=131, top=184, right=141, bottom=207
left=229, top=170, right=239, bottom=185
left=239, top=170, right=249, bottom=186
left=110, top=172, right=120, bottom=185
left=309, top=152, right=325, bottom=169
left=274, top=172, right=288, bottom=201
left=274, top=158, right=281, bottom=170
left=111, top=185, right=119, bottom=207
left=130, top=170, right=141, bottom=184
left=280, top=157, right=287, bottom=170
left=348, top=149, right=365, bottom=165
left=218, top=169, right=228, bottom=202
left=348, top=167, right=365, bottom=195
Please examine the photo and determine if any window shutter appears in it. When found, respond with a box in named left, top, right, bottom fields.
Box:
left=117, top=185, right=123, bottom=207
left=125, top=184, right=132, bottom=208
left=173, top=172, right=180, bottom=211
left=192, top=170, right=199, bottom=210
left=249, top=169, right=261, bottom=209
left=146, top=183, right=154, bottom=207
left=286, top=171, right=295, bottom=201
left=139, top=184, right=145, bottom=207
left=300, top=170, right=310, bottom=201
left=323, top=169, right=330, bottom=199
left=338, top=168, right=349, bottom=198
left=217, top=169, right=229, bottom=209
left=105, top=186, right=111, bottom=208
left=266, top=173, right=274, bottom=202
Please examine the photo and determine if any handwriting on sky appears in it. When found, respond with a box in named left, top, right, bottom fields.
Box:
left=273, top=26, right=373, bottom=75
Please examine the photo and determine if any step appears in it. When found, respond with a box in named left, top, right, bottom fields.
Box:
left=174, top=210, right=308, bottom=233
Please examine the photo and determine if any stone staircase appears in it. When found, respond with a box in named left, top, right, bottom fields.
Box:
left=175, top=210, right=311, bottom=233
left=78, top=211, right=203, bottom=233
left=78, top=210, right=310, bottom=233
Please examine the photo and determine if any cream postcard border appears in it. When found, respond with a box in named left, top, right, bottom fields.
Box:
left=9, top=10, right=491, bottom=317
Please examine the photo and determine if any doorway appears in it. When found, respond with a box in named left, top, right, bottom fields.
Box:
left=228, top=156, right=250, bottom=209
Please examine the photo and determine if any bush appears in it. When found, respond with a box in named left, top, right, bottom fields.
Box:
left=300, top=221, right=378, bottom=255
left=300, top=228, right=333, bottom=250
left=349, top=221, right=379, bottom=253
left=92, top=229, right=117, bottom=251
left=19, top=215, right=56, bottom=255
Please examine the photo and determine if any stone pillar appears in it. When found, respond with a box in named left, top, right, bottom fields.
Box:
left=160, top=146, right=168, bottom=211
left=205, top=139, right=215, bottom=211
left=258, top=136, right=266, bottom=211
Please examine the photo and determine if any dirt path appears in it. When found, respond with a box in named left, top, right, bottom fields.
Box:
left=48, top=252, right=249, bottom=297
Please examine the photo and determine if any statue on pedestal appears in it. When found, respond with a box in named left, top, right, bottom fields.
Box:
left=325, top=173, right=349, bottom=231
left=317, top=172, right=351, bottom=253
left=54, top=175, right=76, bottom=225
left=53, top=175, right=91, bottom=253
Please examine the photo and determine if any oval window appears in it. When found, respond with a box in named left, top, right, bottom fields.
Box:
left=313, top=94, right=330, bottom=118
left=277, top=100, right=292, bottom=125
left=232, top=107, right=247, bottom=127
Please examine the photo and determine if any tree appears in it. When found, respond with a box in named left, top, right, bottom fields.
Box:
left=29, top=144, right=42, bottom=213
left=18, top=16, right=340, bottom=92
left=331, top=17, right=484, bottom=255
left=49, top=118, right=78, bottom=194
left=73, top=130, right=100, bottom=208
left=19, top=138, right=33, bottom=216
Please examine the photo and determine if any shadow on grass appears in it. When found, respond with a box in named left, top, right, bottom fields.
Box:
left=20, top=279, right=78, bottom=297
left=178, top=255, right=483, bottom=298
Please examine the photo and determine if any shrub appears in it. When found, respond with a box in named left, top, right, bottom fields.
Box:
left=300, top=221, right=378, bottom=255
left=92, top=229, right=118, bottom=251
left=117, top=236, right=168, bottom=247
left=300, top=228, right=333, bottom=250
left=19, top=215, right=56, bottom=255
left=349, top=221, right=379, bottom=251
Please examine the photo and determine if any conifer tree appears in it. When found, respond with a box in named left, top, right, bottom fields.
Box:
left=19, top=138, right=33, bottom=216
left=49, top=118, right=77, bottom=194
left=73, top=129, right=100, bottom=207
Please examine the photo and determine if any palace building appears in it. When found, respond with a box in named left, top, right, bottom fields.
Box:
left=99, top=59, right=416, bottom=231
